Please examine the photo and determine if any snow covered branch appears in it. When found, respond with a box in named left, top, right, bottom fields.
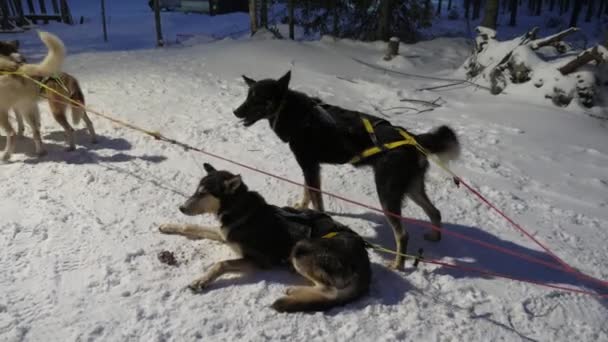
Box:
left=461, top=26, right=608, bottom=108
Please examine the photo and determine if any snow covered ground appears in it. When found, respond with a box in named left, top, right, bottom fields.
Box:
left=1, top=2, right=607, bottom=341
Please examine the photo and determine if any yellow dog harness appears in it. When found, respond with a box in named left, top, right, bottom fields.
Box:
left=349, top=118, right=419, bottom=164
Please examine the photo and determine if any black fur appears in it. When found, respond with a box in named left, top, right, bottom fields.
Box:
left=234, top=71, right=460, bottom=268
left=184, top=164, right=371, bottom=312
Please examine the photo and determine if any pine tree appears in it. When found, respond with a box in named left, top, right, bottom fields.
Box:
left=510, top=0, right=519, bottom=26
left=586, top=0, right=595, bottom=22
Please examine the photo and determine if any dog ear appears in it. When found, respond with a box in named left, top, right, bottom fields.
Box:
left=224, top=175, right=242, bottom=193
left=277, top=71, right=291, bottom=90
left=242, top=75, right=256, bottom=87
left=203, top=163, right=216, bottom=173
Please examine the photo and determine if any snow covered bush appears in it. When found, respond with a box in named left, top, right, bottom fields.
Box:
left=462, top=26, right=608, bottom=108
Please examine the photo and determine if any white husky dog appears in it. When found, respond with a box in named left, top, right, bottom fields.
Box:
left=0, top=31, right=65, bottom=161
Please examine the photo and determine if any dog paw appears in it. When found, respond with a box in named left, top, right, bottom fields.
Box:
left=188, top=280, right=209, bottom=294
left=271, top=297, right=293, bottom=313
left=285, top=287, right=299, bottom=295
left=158, top=224, right=181, bottom=234
left=386, top=259, right=404, bottom=271
left=293, top=202, right=309, bottom=210
left=424, top=231, right=442, bottom=242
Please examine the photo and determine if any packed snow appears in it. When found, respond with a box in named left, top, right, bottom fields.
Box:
left=1, top=2, right=607, bottom=341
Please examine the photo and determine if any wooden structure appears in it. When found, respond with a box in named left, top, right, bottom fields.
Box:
left=149, top=0, right=248, bottom=15
left=1, top=0, right=73, bottom=31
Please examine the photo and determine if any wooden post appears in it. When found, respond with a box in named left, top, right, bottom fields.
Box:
left=38, top=0, right=48, bottom=24
left=1, top=0, right=12, bottom=30
left=25, top=0, right=35, bottom=23
left=383, top=37, right=400, bottom=61
left=101, top=0, right=108, bottom=42
left=11, top=0, right=27, bottom=26
left=153, top=0, right=164, bottom=47
left=59, top=0, right=73, bottom=24
left=288, top=0, right=294, bottom=39
left=50, top=0, right=59, bottom=14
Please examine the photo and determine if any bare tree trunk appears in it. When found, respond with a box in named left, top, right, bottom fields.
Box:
left=535, top=0, right=542, bottom=15
left=473, top=0, right=482, bottom=19
left=550, top=0, right=556, bottom=11
left=569, top=0, right=582, bottom=27
left=377, top=0, right=392, bottom=41
left=249, top=0, right=257, bottom=35
left=510, top=0, right=518, bottom=25
left=437, top=0, right=443, bottom=15
left=101, top=0, right=108, bottom=42
left=332, top=0, right=339, bottom=36
left=481, top=0, right=500, bottom=29
left=598, top=0, right=605, bottom=18
left=586, top=0, right=595, bottom=22
left=288, top=0, right=294, bottom=39
left=465, top=0, right=471, bottom=18
left=153, top=0, right=163, bottom=46
left=260, top=0, right=268, bottom=28
left=448, top=0, right=452, bottom=10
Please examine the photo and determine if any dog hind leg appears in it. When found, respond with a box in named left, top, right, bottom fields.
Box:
left=189, top=258, right=256, bottom=293
left=71, top=89, right=97, bottom=144
left=408, top=177, right=442, bottom=242
left=49, top=98, right=75, bottom=151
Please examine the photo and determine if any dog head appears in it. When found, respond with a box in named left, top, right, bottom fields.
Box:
left=233, top=71, right=291, bottom=127
left=179, top=163, right=245, bottom=216
left=0, top=40, right=26, bottom=64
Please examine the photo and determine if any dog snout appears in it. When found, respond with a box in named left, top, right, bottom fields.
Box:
left=179, top=205, right=187, bottom=214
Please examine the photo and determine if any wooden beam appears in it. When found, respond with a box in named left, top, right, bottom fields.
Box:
left=38, top=0, right=49, bottom=24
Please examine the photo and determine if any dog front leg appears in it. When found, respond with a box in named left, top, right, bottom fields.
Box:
left=158, top=223, right=224, bottom=241
left=189, top=258, right=256, bottom=293
left=299, top=163, right=324, bottom=211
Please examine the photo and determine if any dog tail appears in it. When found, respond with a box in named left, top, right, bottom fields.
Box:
left=17, top=31, right=65, bottom=77
left=416, top=125, right=460, bottom=163
left=70, top=86, right=85, bottom=125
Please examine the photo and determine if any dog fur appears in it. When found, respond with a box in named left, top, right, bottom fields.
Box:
left=159, top=163, right=371, bottom=313
left=0, top=31, right=65, bottom=161
left=0, top=39, right=96, bottom=151
left=233, top=71, right=461, bottom=269
left=14, top=72, right=97, bottom=150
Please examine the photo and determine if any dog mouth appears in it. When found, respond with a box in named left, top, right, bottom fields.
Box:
left=241, top=118, right=256, bottom=127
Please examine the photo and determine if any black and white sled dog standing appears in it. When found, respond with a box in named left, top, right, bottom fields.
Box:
left=159, top=163, right=371, bottom=313
left=233, top=71, right=460, bottom=269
